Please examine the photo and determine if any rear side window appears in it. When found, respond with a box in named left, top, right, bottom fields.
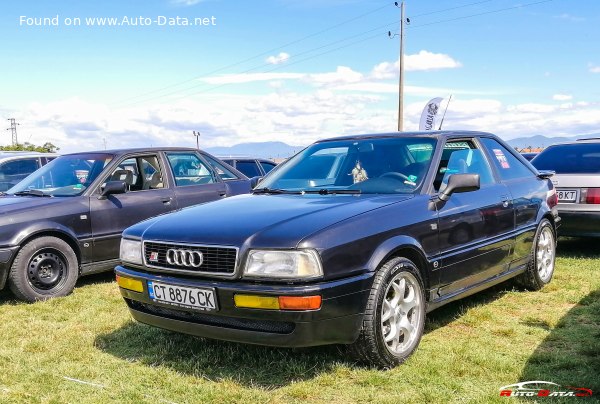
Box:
left=166, top=153, right=215, bottom=186
left=532, top=143, right=600, bottom=174
left=236, top=161, right=262, bottom=178
left=480, top=138, right=533, bottom=181
left=260, top=161, right=276, bottom=174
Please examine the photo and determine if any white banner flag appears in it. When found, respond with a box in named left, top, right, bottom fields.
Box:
left=419, top=97, right=444, bottom=131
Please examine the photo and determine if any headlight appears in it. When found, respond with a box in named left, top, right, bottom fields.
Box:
left=120, top=238, right=142, bottom=265
left=243, top=250, right=323, bottom=279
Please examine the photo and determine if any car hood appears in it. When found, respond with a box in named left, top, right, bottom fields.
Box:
left=130, top=193, right=413, bottom=248
left=0, top=195, right=69, bottom=214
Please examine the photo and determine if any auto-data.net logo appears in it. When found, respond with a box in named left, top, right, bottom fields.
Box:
left=500, top=381, right=593, bottom=398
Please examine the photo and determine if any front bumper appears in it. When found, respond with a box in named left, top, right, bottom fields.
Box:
left=0, top=247, right=19, bottom=290
left=557, top=210, right=600, bottom=237
left=115, top=265, right=374, bottom=347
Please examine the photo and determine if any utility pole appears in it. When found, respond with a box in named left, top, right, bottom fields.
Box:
left=6, top=118, right=19, bottom=145
left=193, top=130, right=201, bottom=149
left=396, top=1, right=405, bottom=132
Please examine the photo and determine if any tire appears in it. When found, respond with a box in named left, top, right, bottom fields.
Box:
left=517, top=219, right=556, bottom=291
left=348, top=257, right=426, bottom=369
left=8, top=236, right=79, bottom=302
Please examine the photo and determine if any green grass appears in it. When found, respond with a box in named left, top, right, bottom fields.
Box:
left=0, top=237, right=598, bottom=403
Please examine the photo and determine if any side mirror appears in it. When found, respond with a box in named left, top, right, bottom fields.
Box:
left=250, top=176, right=263, bottom=189
left=99, top=180, right=127, bottom=199
left=439, top=173, right=480, bottom=202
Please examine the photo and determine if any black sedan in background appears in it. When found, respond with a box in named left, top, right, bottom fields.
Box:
left=116, top=131, right=559, bottom=368
left=0, top=148, right=250, bottom=302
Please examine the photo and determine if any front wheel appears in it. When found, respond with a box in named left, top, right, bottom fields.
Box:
left=8, top=236, right=79, bottom=302
left=348, top=257, right=426, bottom=368
left=517, top=219, right=556, bottom=290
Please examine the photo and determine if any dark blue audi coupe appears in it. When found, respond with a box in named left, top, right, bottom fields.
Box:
left=116, top=131, right=559, bottom=368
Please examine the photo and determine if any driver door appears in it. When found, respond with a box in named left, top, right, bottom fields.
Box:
left=89, top=154, right=175, bottom=264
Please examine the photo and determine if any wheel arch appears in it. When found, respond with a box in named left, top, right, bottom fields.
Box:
left=367, top=236, right=431, bottom=293
left=13, top=230, right=82, bottom=271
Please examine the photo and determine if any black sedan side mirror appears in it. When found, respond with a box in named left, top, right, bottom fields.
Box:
left=250, top=176, right=263, bottom=189
left=99, top=180, right=127, bottom=199
left=439, top=173, right=480, bottom=202
left=429, top=173, right=480, bottom=210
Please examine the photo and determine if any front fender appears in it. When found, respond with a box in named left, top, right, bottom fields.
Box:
left=365, top=235, right=433, bottom=289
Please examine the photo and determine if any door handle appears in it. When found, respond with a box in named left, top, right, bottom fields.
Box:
left=161, top=197, right=173, bottom=205
left=500, top=195, right=510, bottom=208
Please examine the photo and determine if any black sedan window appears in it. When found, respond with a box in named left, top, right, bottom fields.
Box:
left=532, top=143, right=600, bottom=174
left=258, top=137, right=437, bottom=194
left=8, top=154, right=113, bottom=197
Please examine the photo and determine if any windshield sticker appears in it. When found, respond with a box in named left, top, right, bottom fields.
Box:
left=351, top=161, right=368, bottom=184
left=404, top=174, right=418, bottom=186
left=493, top=149, right=510, bottom=169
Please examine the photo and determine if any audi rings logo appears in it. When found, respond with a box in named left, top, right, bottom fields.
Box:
left=166, top=249, right=204, bottom=268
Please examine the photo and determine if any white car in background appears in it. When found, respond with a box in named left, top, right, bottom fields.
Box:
left=531, top=138, right=600, bottom=237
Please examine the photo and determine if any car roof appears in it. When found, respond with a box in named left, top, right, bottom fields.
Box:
left=62, top=147, right=201, bottom=157
left=315, top=130, right=498, bottom=143
left=217, top=156, right=275, bottom=162
left=0, top=151, right=59, bottom=160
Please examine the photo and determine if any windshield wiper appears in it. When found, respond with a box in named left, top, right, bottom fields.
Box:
left=252, top=187, right=302, bottom=194
left=301, top=189, right=361, bottom=195
left=13, top=190, right=50, bottom=197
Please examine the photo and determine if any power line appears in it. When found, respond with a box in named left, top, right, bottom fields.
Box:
left=117, top=0, right=556, bottom=108
left=409, top=0, right=556, bottom=29
left=113, top=3, right=392, bottom=105
left=118, top=19, right=400, bottom=107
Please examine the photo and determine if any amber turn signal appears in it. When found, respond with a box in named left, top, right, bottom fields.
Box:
left=116, top=274, right=144, bottom=293
left=278, top=295, right=322, bottom=310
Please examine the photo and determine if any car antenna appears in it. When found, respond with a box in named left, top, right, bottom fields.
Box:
left=438, top=94, right=452, bottom=130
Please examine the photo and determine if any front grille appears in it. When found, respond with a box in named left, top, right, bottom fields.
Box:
left=127, top=299, right=295, bottom=334
left=144, top=241, right=237, bottom=275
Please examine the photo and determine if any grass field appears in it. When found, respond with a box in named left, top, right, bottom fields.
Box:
left=0, top=237, right=598, bottom=403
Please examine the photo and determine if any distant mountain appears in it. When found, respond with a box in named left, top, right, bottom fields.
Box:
left=206, top=141, right=303, bottom=159
left=505, top=133, right=600, bottom=149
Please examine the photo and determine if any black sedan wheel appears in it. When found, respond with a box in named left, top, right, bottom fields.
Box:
left=8, top=236, right=79, bottom=302
left=348, top=257, right=425, bottom=368
left=518, top=219, right=556, bottom=290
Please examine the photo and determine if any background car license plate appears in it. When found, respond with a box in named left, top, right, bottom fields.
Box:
left=147, top=281, right=218, bottom=311
left=557, top=189, right=578, bottom=203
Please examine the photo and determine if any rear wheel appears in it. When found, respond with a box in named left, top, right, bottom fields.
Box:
left=8, top=236, right=79, bottom=302
left=348, top=257, right=426, bottom=368
left=518, top=219, right=556, bottom=290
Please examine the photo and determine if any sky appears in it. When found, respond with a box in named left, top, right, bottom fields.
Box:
left=1, top=0, right=599, bottom=153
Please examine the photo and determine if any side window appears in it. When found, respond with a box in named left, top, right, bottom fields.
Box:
left=480, top=138, right=533, bottom=181
left=107, top=155, right=164, bottom=192
left=202, top=154, right=240, bottom=181
left=236, top=161, right=262, bottom=178
left=434, top=140, right=495, bottom=192
left=166, top=153, right=215, bottom=186
left=260, top=161, right=277, bottom=174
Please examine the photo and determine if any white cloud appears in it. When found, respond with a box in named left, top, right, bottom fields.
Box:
left=307, top=66, right=363, bottom=85
left=589, top=64, right=600, bottom=73
left=552, top=94, right=572, bottom=101
left=555, top=13, right=584, bottom=22
left=265, top=52, right=290, bottom=65
left=371, top=51, right=462, bottom=79
left=170, top=0, right=206, bottom=6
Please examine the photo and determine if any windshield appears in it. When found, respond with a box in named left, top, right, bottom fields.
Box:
left=257, top=137, right=436, bottom=194
left=8, top=154, right=114, bottom=197
left=532, top=143, right=600, bottom=174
